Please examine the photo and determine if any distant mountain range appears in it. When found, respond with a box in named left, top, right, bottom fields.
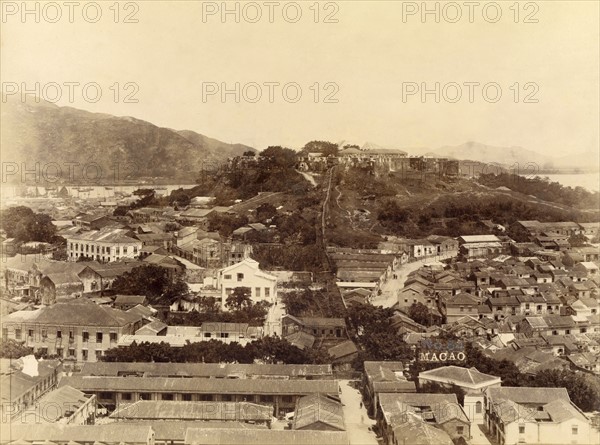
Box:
left=1, top=97, right=255, bottom=183
left=348, top=140, right=598, bottom=172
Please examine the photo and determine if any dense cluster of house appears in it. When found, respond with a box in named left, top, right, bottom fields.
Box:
left=1, top=175, right=599, bottom=445
left=3, top=356, right=598, bottom=445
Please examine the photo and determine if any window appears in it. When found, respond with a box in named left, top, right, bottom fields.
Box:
left=221, top=394, right=232, bottom=401
left=56, top=348, right=63, bottom=357
left=82, top=331, right=89, bottom=342
left=41, top=329, right=47, bottom=340
left=220, top=332, right=229, bottom=338
left=110, top=333, right=117, bottom=342
left=140, top=393, right=151, bottom=400
left=95, top=350, right=103, bottom=360
left=96, top=332, right=103, bottom=343
left=519, top=425, right=525, bottom=434
left=525, top=303, right=530, bottom=309
left=456, top=426, right=464, bottom=435
left=68, top=348, right=75, bottom=358
left=56, top=330, right=62, bottom=339
left=572, top=426, right=578, bottom=435
left=161, top=394, right=174, bottom=400
left=82, top=350, right=88, bottom=361
left=182, top=394, right=192, bottom=401
left=204, top=333, right=212, bottom=338
left=282, top=396, right=293, bottom=403
left=224, top=274, right=232, bottom=280
left=122, top=393, right=132, bottom=401
left=475, top=401, right=482, bottom=414
left=2, top=328, right=8, bottom=338
left=237, top=273, right=244, bottom=282
left=255, top=287, right=261, bottom=297
left=460, top=306, right=464, bottom=312
left=265, top=288, right=270, bottom=298
left=552, top=330, right=558, bottom=335
left=565, top=330, right=571, bottom=335
left=260, top=395, right=274, bottom=403
left=123, top=247, right=128, bottom=254
left=28, top=329, right=34, bottom=338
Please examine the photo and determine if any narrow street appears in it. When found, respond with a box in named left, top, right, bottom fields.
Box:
left=338, top=380, right=379, bottom=445
left=370, top=251, right=458, bottom=308
left=264, top=292, right=284, bottom=336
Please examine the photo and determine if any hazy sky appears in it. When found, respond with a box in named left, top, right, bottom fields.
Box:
left=2, top=1, right=599, bottom=159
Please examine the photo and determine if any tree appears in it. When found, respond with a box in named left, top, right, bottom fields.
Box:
left=1, top=206, right=56, bottom=243
left=51, top=248, right=68, bottom=261
left=303, top=140, right=339, bottom=157
left=164, top=222, right=180, bottom=232
left=378, top=200, right=409, bottom=224
left=243, top=150, right=256, bottom=157
left=0, top=339, right=33, bottom=359
left=112, top=265, right=189, bottom=305
left=409, top=302, right=432, bottom=327
left=531, top=369, right=600, bottom=412
left=568, top=234, right=588, bottom=248
left=259, top=146, right=298, bottom=170
left=226, top=287, right=252, bottom=311
left=169, top=188, right=191, bottom=208
left=256, top=203, right=277, bottom=222
left=131, top=189, right=159, bottom=208
left=347, top=303, right=413, bottom=362
left=281, top=290, right=313, bottom=317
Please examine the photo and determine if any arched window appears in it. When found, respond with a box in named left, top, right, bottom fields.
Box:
left=476, top=401, right=482, bottom=414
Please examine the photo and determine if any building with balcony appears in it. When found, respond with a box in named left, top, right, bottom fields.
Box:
left=66, top=228, right=142, bottom=262
left=1, top=300, right=144, bottom=362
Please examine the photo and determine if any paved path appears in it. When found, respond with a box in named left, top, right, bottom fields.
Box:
left=470, top=424, right=494, bottom=445
left=370, top=252, right=457, bottom=308
left=338, top=380, right=378, bottom=445
left=264, top=293, right=284, bottom=336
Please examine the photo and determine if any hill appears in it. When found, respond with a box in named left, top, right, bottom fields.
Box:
left=0, top=96, right=255, bottom=183
left=410, top=141, right=598, bottom=172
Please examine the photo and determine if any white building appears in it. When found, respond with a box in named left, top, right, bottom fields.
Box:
left=217, top=258, right=277, bottom=308
left=67, top=228, right=142, bottom=262
left=484, top=387, right=596, bottom=445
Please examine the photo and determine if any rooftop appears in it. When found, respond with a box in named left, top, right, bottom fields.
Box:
left=418, top=366, right=501, bottom=387
left=110, top=400, right=272, bottom=421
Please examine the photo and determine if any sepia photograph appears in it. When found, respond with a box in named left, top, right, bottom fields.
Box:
left=0, top=1, right=599, bottom=444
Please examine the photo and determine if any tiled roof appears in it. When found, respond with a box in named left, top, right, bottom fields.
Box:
left=328, top=340, right=359, bottom=360
left=114, top=295, right=147, bottom=304
left=67, top=227, right=140, bottom=244
left=110, top=400, right=272, bottom=421
left=293, top=393, right=345, bottom=431
left=77, top=362, right=332, bottom=378
left=184, top=428, right=349, bottom=445
left=296, top=317, right=347, bottom=328
left=1, top=424, right=152, bottom=443
left=25, top=385, right=90, bottom=423
left=4, top=299, right=142, bottom=327
left=418, top=366, right=500, bottom=386
left=391, top=416, right=453, bottom=445
left=286, top=331, right=316, bottom=350
left=486, top=386, right=570, bottom=404
left=60, top=376, right=338, bottom=395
